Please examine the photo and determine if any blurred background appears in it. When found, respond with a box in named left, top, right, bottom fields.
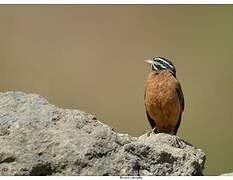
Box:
left=0, top=5, right=232, bottom=175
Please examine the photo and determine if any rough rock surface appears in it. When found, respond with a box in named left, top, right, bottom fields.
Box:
left=0, top=91, right=206, bottom=176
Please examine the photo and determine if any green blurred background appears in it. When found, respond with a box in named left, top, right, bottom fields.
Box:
left=0, top=5, right=232, bottom=175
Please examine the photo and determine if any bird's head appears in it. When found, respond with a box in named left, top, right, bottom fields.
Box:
left=145, top=57, right=176, bottom=77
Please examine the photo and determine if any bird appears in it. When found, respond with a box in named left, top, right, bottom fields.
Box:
left=144, top=56, right=184, bottom=135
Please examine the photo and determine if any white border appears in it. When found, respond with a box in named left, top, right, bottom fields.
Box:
left=1, top=176, right=233, bottom=179
left=1, top=175, right=233, bottom=180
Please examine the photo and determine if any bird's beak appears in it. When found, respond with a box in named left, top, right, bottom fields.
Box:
left=145, top=59, right=154, bottom=64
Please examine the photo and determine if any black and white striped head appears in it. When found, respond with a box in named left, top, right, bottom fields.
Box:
left=145, top=57, right=176, bottom=77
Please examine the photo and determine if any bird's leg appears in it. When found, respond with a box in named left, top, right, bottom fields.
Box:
left=174, top=136, right=183, bottom=148
left=146, top=127, right=157, bottom=137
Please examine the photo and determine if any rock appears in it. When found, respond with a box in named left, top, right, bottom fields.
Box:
left=0, top=91, right=206, bottom=176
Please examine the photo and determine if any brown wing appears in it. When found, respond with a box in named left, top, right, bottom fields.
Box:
left=177, top=82, right=184, bottom=111
left=174, top=82, right=185, bottom=135
left=144, top=84, right=156, bottom=129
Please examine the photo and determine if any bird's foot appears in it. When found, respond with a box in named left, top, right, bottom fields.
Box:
left=146, top=127, right=157, bottom=137
left=174, top=137, right=183, bottom=148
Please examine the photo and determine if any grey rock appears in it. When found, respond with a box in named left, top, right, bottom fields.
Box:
left=0, top=91, right=206, bottom=176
